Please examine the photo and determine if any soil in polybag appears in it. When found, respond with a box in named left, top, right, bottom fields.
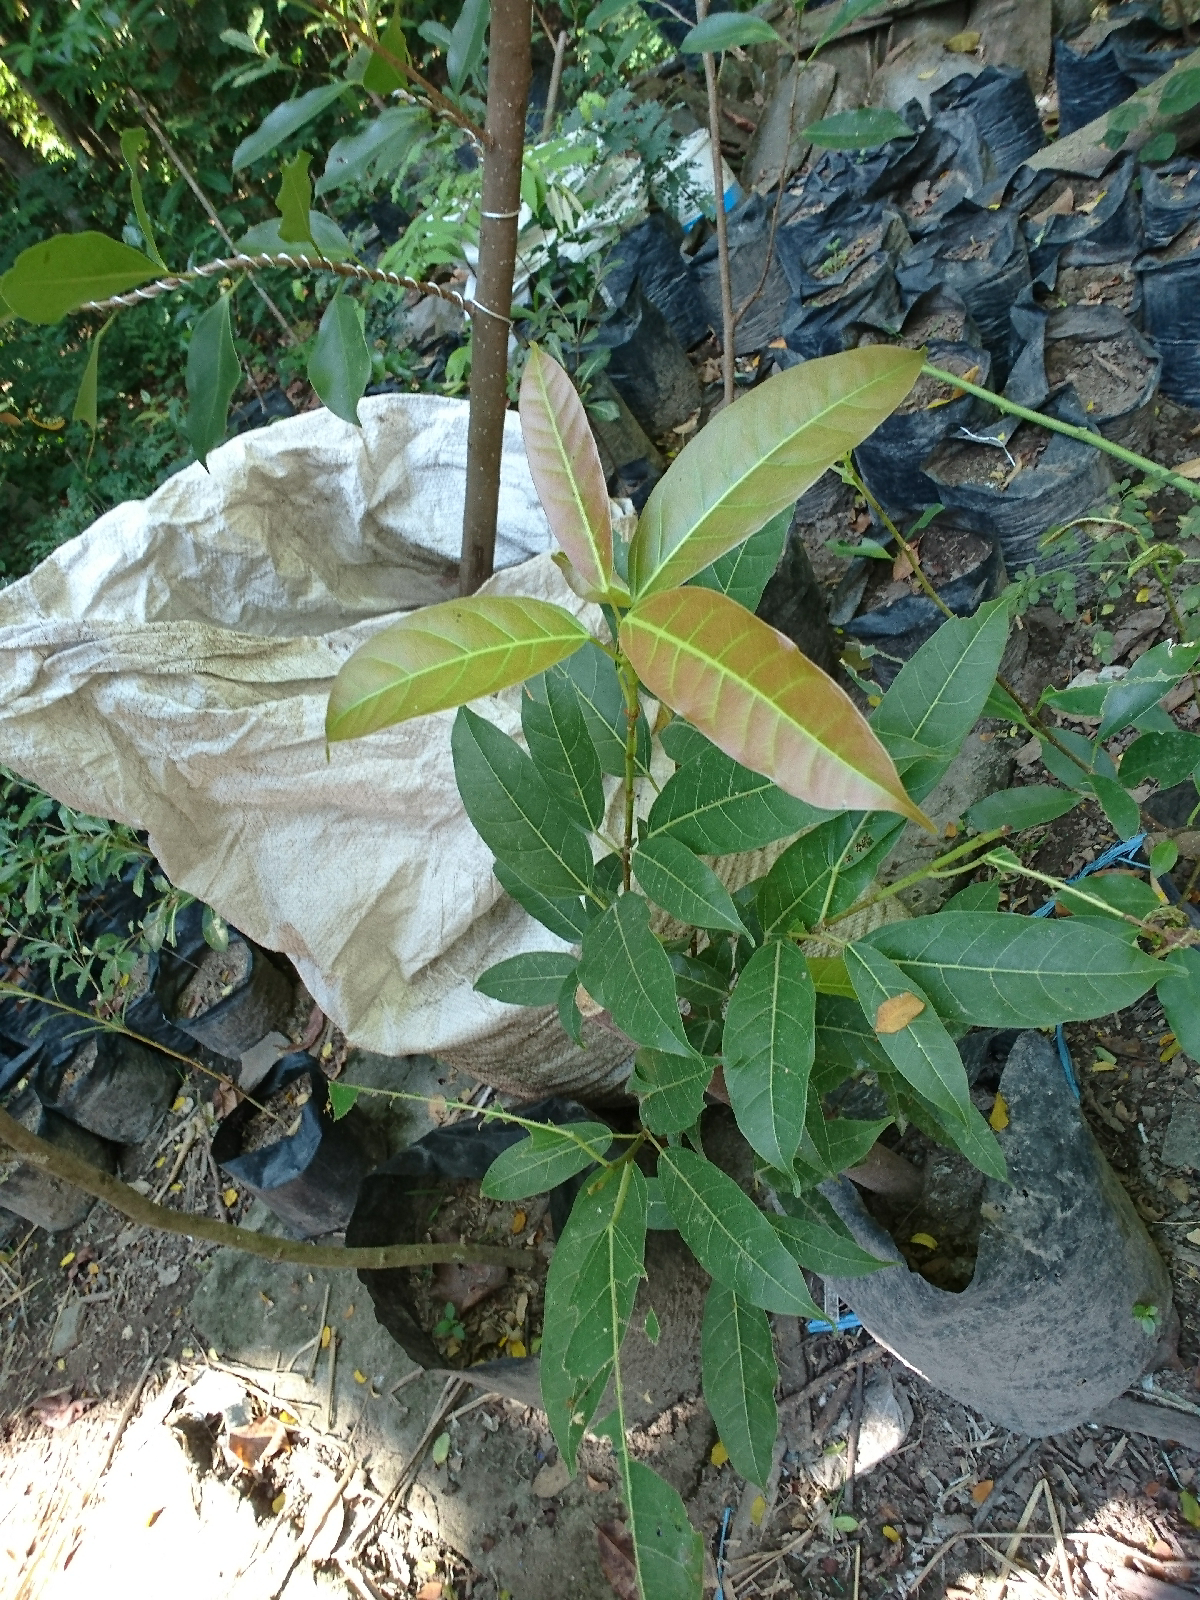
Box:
left=1142, top=157, right=1200, bottom=249
left=929, top=66, right=1044, bottom=179
left=896, top=203, right=1031, bottom=382
left=602, top=214, right=709, bottom=351
left=1050, top=260, right=1142, bottom=319
left=896, top=108, right=997, bottom=235
left=159, top=930, right=294, bottom=1058
left=34, top=1031, right=179, bottom=1146
left=1022, top=154, right=1142, bottom=277
left=211, top=1053, right=382, bottom=1237
left=1137, top=219, right=1200, bottom=403
left=835, top=524, right=1005, bottom=689
left=922, top=388, right=1113, bottom=573
left=1055, top=21, right=1192, bottom=136
left=586, top=283, right=701, bottom=439
left=692, top=191, right=795, bottom=354
left=347, top=1098, right=598, bottom=1393
left=775, top=197, right=909, bottom=360
left=0, top=1078, right=118, bottom=1232
left=1042, top=304, right=1160, bottom=450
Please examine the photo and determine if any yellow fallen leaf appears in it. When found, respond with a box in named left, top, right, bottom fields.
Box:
left=1136, top=588, right=1152, bottom=602
left=1182, top=1488, right=1200, bottom=1528
left=910, top=1232, right=938, bottom=1249
left=750, top=1494, right=767, bottom=1526
left=223, top=1188, right=238, bottom=1207
left=1174, top=456, right=1200, bottom=480
left=154, top=1157, right=166, bottom=1169
left=511, top=1210, right=527, bottom=1234
left=1092, top=1060, right=1116, bottom=1072
left=56, top=1358, right=66, bottom=1371
left=989, top=1093, right=1009, bottom=1132
left=508, top=1340, right=527, bottom=1359
left=1161, top=1038, right=1182, bottom=1064
left=944, top=29, right=980, bottom=51
left=882, top=1524, right=901, bottom=1543
left=87, top=1261, right=99, bottom=1276
left=170, top=1182, right=183, bottom=1193
left=321, top=1324, right=332, bottom=1348
left=60, top=1251, right=75, bottom=1268
left=971, top=1479, right=994, bottom=1504
left=711, top=1441, right=729, bottom=1467
left=170, top=1096, right=188, bottom=1113
left=917, top=68, right=937, bottom=79
left=875, top=992, right=925, bottom=1034
left=279, top=1410, right=297, bottom=1425
left=182, top=1347, right=195, bottom=1359
left=272, top=1492, right=286, bottom=1514
left=354, top=1369, right=367, bottom=1384
left=1077, top=189, right=1108, bottom=215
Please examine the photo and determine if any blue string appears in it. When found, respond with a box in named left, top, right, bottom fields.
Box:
left=805, top=1312, right=863, bottom=1334
left=715, top=1506, right=733, bottom=1599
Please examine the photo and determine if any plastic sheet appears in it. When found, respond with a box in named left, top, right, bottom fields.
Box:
left=1141, top=157, right=1200, bottom=249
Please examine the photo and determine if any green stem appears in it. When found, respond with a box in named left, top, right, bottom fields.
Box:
left=981, top=850, right=1197, bottom=947
left=617, top=657, right=641, bottom=892
left=840, top=454, right=955, bottom=623
left=822, top=827, right=1011, bottom=928
left=921, top=363, right=1200, bottom=502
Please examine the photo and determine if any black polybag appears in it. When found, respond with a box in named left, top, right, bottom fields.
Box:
left=602, top=214, right=709, bottom=351
left=34, top=1031, right=179, bottom=1145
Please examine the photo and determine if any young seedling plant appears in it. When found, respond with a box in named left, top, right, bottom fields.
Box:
left=324, top=344, right=1200, bottom=1599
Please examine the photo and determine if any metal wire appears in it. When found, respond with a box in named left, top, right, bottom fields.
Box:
left=77, top=251, right=487, bottom=319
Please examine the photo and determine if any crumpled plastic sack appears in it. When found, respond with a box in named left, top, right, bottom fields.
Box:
left=0, top=394, right=634, bottom=1099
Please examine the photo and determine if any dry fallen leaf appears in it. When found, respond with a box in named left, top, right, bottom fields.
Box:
left=989, top=1093, right=1009, bottom=1132
left=943, top=28, right=980, bottom=50
left=511, top=1210, right=527, bottom=1234
left=596, top=1520, right=638, bottom=1600
left=711, top=1440, right=729, bottom=1466
left=910, top=1232, right=938, bottom=1249
left=415, top=1584, right=445, bottom=1600
left=222, top=1188, right=238, bottom=1208
left=228, top=1415, right=289, bottom=1471
left=750, top=1494, right=767, bottom=1525
left=587, top=1473, right=609, bottom=1491
left=1176, top=457, right=1200, bottom=481
left=321, top=1324, right=332, bottom=1348
left=874, top=992, right=925, bottom=1034
left=882, top=1524, right=902, bottom=1542
left=971, top=1479, right=995, bottom=1504
left=31, top=1389, right=94, bottom=1430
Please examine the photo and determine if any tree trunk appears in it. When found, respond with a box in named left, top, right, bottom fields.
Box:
left=459, top=0, right=532, bottom=595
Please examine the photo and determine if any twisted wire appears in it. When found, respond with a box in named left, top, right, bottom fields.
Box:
left=77, top=251, right=509, bottom=323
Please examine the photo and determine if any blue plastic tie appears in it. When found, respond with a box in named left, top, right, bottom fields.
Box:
left=715, top=1506, right=733, bottom=1599
left=805, top=1312, right=863, bottom=1334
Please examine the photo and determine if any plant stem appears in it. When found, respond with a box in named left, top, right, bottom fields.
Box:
left=460, top=0, right=532, bottom=596
left=695, top=0, right=736, bottom=408
left=921, top=363, right=1200, bottom=502
left=840, top=454, right=955, bottom=621
left=0, top=1106, right=531, bottom=1271
left=542, top=30, right=569, bottom=136
left=822, top=828, right=1011, bottom=928
left=618, top=658, right=641, bottom=891
left=980, top=850, right=1196, bottom=946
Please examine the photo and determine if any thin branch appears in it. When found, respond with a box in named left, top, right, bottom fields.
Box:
left=542, top=30, right=569, bottom=136
left=695, top=0, right=735, bottom=407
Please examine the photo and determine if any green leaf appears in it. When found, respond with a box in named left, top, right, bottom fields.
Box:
left=452, top=707, right=596, bottom=898
left=1160, top=67, right=1200, bottom=120
left=563, top=1162, right=648, bottom=1382
left=1159, top=948, right=1200, bottom=1061
left=538, top=642, right=651, bottom=778
left=1, top=233, right=158, bottom=324
left=658, top=1148, right=822, bottom=1315
left=701, top=1285, right=778, bottom=1487
left=889, top=1077, right=1006, bottom=1181
left=863, top=912, right=1164, bottom=1026
left=495, top=861, right=588, bottom=939
left=1099, top=641, right=1200, bottom=738
left=845, top=944, right=972, bottom=1124
left=646, top=1175, right=674, bottom=1229
left=633, top=834, right=748, bottom=933
left=558, top=970, right=585, bottom=1046
left=277, top=151, right=316, bottom=247
left=803, top=107, right=913, bottom=149
left=238, top=212, right=354, bottom=260
left=233, top=82, right=350, bottom=169
left=983, top=680, right=1030, bottom=726
left=670, top=950, right=729, bottom=1015
left=813, top=992, right=891, bottom=1081
left=72, top=314, right=114, bottom=430
left=758, top=812, right=903, bottom=938
left=363, top=6, right=410, bottom=93
left=689, top=506, right=791, bottom=612
left=1039, top=727, right=1115, bottom=790
left=522, top=673, right=605, bottom=833
left=622, top=589, right=929, bottom=826
left=723, top=941, right=815, bottom=1170
left=1142, top=131, right=1178, bottom=164
left=327, top=597, right=588, bottom=740
left=1058, top=873, right=1159, bottom=925
left=813, top=0, right=887, bottom=49
left=644, top=1307, right=661, bottom=1343
left=1151, top=840, right=1179, bottom=878
left=943, top=879, right=1001, bottom=912
left=681, top=13, right=782, bottom=51
left=448, top=0, right=489, bottom=90
left=1039, top=682, right=1106, bottom=719
left=480, top=1120, right=614, bottom=1199
left=185, top=293, right=240, bottom=468
left=578, top=893, right=695, bottom=1055
left=1084, top=773, right=1141, bottom=841
left=646, top=743, right=822, bottom=854
left=119, top=128, right=166, bottom=269
left=872, top=605, right=1010, bottom=801
left=796, top=1108, right=892, bottom=1183
left=309, top=294, right=371, bottom=425
left=624, top=1459, right=705, bottom=1600
left=628, top=1047, right=711, bottom=1134
left=629, top=347, right=923, bottom=598
left=317, top=106, right=424, bottom=195
left=771, top=1209, right=893, bottom=1277
left=474, top=951, right=579, bottom=1006
left=1120, top=731, right=1200, bottom=791
left=966, top=785, right=1079, bottom=834
left=327, top=1081, right=360, bottom=1119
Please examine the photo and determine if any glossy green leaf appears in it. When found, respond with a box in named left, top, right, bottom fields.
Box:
left=119, top=128, right=166, bottom=269
left=563, top=1163, right=647, bottom=1381
left=1119, top=731, right=1200, bottom=791
left=1159, top=948, right=1200, bottom=1061
left=1039, top=682, right=1106, bottom=719
left=965, top=785, right=1079, bottom=834
left=646, top=742, right=821, bottom=854
left=813, top=0, right=888, bottom=48
left=1099, top=641, right=1200, bottom=737
left=481, top=1120, right=613, bottom=1199
left=559, top=971, right=585, bottom=1046
left=628, top=1047, right=711, bottom=1134
left=658, top=1148, right=822, bottom=1316
left=579, top=892, right=694, bottom=1055
left=1160, top=66, right=1200, bottom=119
left=538, top=642, right=651, bottom=777
left=758, top=812, right=902, bottom=938
left=872, top=604, right=1010, bottom=802
left=1058, top=873, right=1159, bottom=925
left=1039, top=727, right=1115, bottom=790
left=681, top=13, right=782, bottom=50
left=363, top=6, right=410, bottom=93
left=803, top=107, right=913, bottom=149
left=233, top=82, right=350, bottom=169
left=796, top=1107, right=892, bottom=1184
left=621, top=588, right=931, bottom=827
left=723, top=940, right=815, bottom=1170
left=944, top=879, right=1001, bottom=912
left=813, top=992, right=892, bottom=1081
left=327, top=1081, right=360, bottom=1119
left=452, top=707, right=595, bottom=897
left=448, top=0, right=489, bottom=90
left=646, top=1175, right=674, bottom=1229
left=72, top=314, right=114, bottom=430
left=277, top=151, right=316, bottom=246
left=327, top=597, right=588, bottom=740
left=771, top=1207, right=894, bottom=1277
left=624, top=1459, right=705, bottom=1600
left=689, top=505, right=791, bottom=612
left=1085, top=773, right=1142, bottom=841
left=474, top=951, right=579, bottom=1006
left=237, top=211, right=354, bottom=260
left=1, top=232, right=158, bottom=324
left=888, top=1077, right=1006, bottom=1182
left=522, top=672, right=605, bottom=832
left=317, top=106, right=424, bottom=195
left=846, top=944, right=972, bottom=1124
left=494, top=860, right=589, bottom=941
left=1151, top=840, right=1179, bottom=878
left=629, top=347, right=922, bottom=597
left=863, top=911, right=1164, bottom=1025
left=309, top=294, right=371, bottom=424
left=633, top=834, right=747, bottom=933
left=670, top=950, right=730, bottom=1015
left=185, top=293, right=240, bottom=468
left=701, top=1285, right=777, bottom=1487
left=520, top=345, right=614, bottom=598
left=1142, top=131, right=1178, bottom=163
